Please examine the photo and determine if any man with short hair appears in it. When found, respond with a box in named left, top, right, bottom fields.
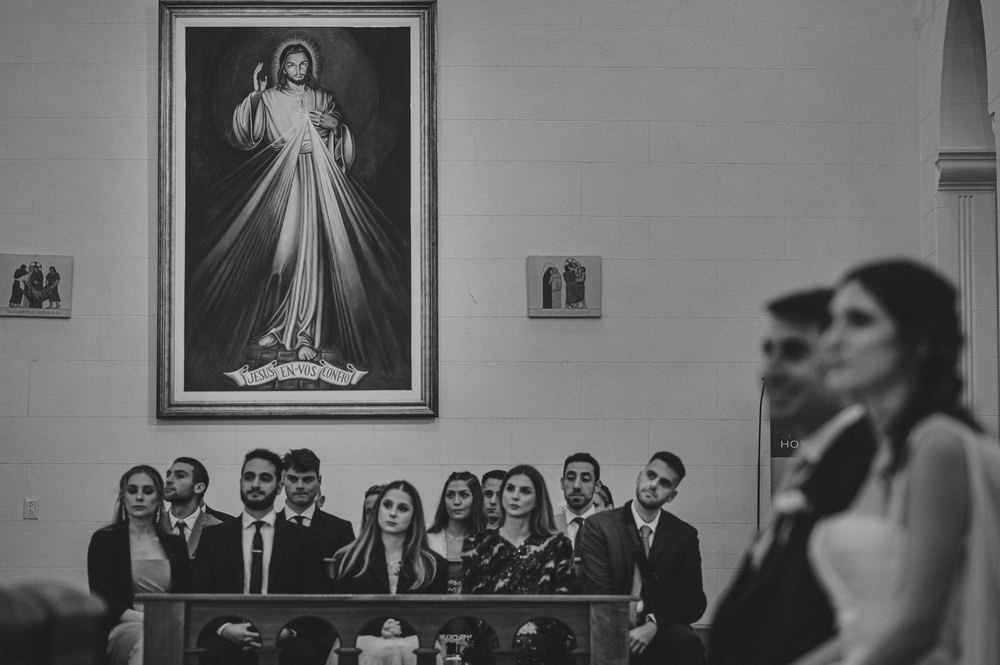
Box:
left=192, top=449, right=328, bottom=665
left=480, top=470, right=505, bottom=530
left=164, top=457, right=227, bottom=557
left=554, top=452, right=600, bottom=548
left=277, top=448, right=355, bottom=559
left=578, top=452, right=707, bottom=665
left=708, top=289, right=877, bottom=665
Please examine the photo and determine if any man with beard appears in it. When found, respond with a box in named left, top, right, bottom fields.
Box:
left=164, top=457, right=227, bottom=558
left=277, top=449, right=354, bottom=561
left=708, top=289, right=876, bottom=665
left=578, top=452, right=707, bottom=665
left=192, top=449, right=328, bottom=665
left=553, top=452, right=600, bottom=549
left=480, top=470, right=505, bottom=530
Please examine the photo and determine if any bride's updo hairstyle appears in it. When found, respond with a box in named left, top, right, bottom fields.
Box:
left=838, top=258, right=980, bottom=475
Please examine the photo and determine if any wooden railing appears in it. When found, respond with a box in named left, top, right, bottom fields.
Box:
left=141, top=594, right=632, bottom=665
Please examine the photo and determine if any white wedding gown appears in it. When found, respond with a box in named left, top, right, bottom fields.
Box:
left=808, top=415, right=1000, bottom=665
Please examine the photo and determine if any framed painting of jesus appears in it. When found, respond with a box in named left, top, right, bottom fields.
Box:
left=158, top=0, right=437, bottom=417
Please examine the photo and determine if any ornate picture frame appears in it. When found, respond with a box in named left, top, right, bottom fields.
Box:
left=158, top=0, right=437, bottom=417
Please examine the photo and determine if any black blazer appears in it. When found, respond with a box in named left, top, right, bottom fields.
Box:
left=277, top=507, right=356, bottom=559
left=329, top=540, right=448, bottom=595
left=578, top=501, right=706, bottom=626
left=708, top=415, right=878, bottom=665
left=87, top=523, right=191, bottom=636
left=191, top=517, right=328, bottom=594
left=204, top=505, right=237, bottom=524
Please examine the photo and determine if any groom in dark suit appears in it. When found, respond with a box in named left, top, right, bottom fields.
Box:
left=578, top=451, right=707, bottom=665
left=708, top=289, right=877, bottom=665
left=192, top=448, right=329, bottom=665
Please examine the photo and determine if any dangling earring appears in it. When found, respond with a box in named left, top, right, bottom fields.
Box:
left=120, top=504, right=127, bottom=523
left=155, top=507, right=161, bottom=524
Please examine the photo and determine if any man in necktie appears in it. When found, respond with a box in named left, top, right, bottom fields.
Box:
left=277, top=449, right=355, bottom=563
left=708, top=288, right=877, bottom=665
left=578, top=452, right=707, bottom=665
left=192, top=449, right=327, bottom=665
left=164, top=457, right=225, bottom=558
left=553, top=452, right=601, bottom=550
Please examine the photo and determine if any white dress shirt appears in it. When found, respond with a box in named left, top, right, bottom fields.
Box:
left=168, top=507, right=202, bottom=542
left=563, top=503, right=598, bottom=545
left=282, top=502, right=316, bottom=527
left=241, top=510, right=276, bottom=594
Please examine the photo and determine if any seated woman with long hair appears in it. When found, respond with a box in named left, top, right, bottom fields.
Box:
left=331, top=481, right=448, bottom=665
left=87, top=465, right=190, bottom=665
left=792, top=258, right=1000, bottom=665
left=426, top=471, right=487, bottom=593
left=462, top=465, right=575, bottom=664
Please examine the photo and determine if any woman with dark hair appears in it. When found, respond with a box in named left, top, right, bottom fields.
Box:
left=87, top=465, right=190, bottom=665
left=427, top=471, right=487, bottom=593
left=792, top=258, right=1000, bottom=665
left=462, top=465, right=576, bottom=664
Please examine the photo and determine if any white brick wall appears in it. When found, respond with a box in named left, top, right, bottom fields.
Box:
left=1, top=0, right=971, bottom=625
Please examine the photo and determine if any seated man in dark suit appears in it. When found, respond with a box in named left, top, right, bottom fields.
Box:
left=578, top=451, right=707, bottom=665
left=165, top=456, right=227, bottom=558
left=192, top=448, right=329, bottom=665
left=708, top=289, right=877, bottom=665
left=277, top=448, right=355, bottom=562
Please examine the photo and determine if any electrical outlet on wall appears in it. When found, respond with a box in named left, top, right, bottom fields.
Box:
left=23, top=498, right=39, bottom=520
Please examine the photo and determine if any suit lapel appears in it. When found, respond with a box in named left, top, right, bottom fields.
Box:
left=189, top=512, right=222, bottom=559
left=620, top=503, right=645, bottom=573
left=371, top=539, right=391, bottom=592
left=270, top=521, right=291, bottom=592
left=648, top=510, right=671, bottom=565
left=225, top=521, right=246, bottom=592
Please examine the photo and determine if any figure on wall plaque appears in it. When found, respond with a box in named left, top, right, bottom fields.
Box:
left=527, top=256, right=601, bottom=318
left=1, top=254, right=72, bottom=318
left=182, top=27, right=413, bottom=393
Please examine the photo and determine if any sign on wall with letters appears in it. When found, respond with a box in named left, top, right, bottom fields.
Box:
left=158, top=0, right=437, bottom=417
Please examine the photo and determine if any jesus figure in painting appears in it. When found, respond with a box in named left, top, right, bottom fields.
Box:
left=189, top=38, right=407, bottom=373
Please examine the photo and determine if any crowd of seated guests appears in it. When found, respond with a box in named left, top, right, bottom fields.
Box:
left=84, top=258, right=1000, bottom=665
left=86, top=447, right=708, bottom=665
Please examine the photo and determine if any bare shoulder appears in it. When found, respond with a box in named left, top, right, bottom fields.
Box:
left=909, top=415, right=970, bottom=469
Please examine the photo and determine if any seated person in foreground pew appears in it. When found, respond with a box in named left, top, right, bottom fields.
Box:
left=463, top=465, right=576, bottom=665
left=88, top=465, right=191, bottom=665
left=708, top=288, right=876, bottom=665
left=577, top=452, right=707, bottom=665
left=331, top=481, right=448, bottom=665
left=276, top=448, right=355, bottom=561
left=165, top=457, right=226, bottom=558
left=192, top=449, right=329, bottom=665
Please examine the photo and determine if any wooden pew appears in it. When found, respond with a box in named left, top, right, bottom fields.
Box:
left=142, top=594, right=631, bottom=665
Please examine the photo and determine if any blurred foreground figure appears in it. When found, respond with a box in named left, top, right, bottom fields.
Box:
left=710, top=289, right=876, bottom=665
left=793, top=258, right=1000, bottom=665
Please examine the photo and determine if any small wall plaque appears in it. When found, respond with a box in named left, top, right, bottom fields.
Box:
left=526, top=255, right=601, bottom=318
left=2, top=254, right=73, bottom=318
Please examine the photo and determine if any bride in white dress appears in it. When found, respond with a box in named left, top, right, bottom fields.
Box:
left=791, top=259, right=1000, bottom=665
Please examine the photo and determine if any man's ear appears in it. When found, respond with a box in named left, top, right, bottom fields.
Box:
left=194, top=482, right=207, bottom=497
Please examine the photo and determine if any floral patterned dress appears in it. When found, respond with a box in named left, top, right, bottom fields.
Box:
left=461, top=530, right=576, bottom=664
